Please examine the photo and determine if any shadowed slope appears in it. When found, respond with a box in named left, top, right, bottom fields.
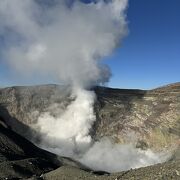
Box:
left=0, top=117, right=90, bottom=179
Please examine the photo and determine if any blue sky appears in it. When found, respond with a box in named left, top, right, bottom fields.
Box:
left=0, top=0, right=180, bottom=89
left=106, top=0, right=180, bottom=89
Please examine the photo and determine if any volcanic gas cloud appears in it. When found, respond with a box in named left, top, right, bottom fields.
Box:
left=0, top=0, right=168, bottom=172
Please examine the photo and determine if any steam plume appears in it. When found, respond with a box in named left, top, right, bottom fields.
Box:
left=0, top=0, right=128, bottom=87
left=0, top=0, right=168, bottom=172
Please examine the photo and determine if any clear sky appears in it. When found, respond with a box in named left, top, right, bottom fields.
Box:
left=0, top=0, right=180, bottom=89
left=106, top=0, right=180, bottom=89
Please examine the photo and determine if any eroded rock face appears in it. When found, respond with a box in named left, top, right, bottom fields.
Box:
left=0, top=85, right=72, bottom=138
left=93, top=83, right=180, bottom=151
left=0, top=83, right=179, bottom=151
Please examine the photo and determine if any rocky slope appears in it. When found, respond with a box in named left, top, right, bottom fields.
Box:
left=0, top=118, right=92, bottom=179
left=38, top=160, right=180, bottom=180
left=0, top=82, right=179, bottom=179
left=0, top=83, right=179, bottom=152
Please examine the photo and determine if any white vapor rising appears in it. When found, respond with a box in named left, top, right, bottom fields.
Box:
left=0, top=0, right=128, bottom=87
left=0, top=0, right=168, bottom=172
left=36, top=88, right=96, bottom=157
left=79, top=138, right=169, bottom=172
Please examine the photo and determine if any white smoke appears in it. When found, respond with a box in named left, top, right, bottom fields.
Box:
left=79, top=138, right=169, bottom=172
left=0, top=0, right=168, bottom=173
left=0, top=0, right=128, bottom=87
left=36, top=88, right=96, bottom=157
